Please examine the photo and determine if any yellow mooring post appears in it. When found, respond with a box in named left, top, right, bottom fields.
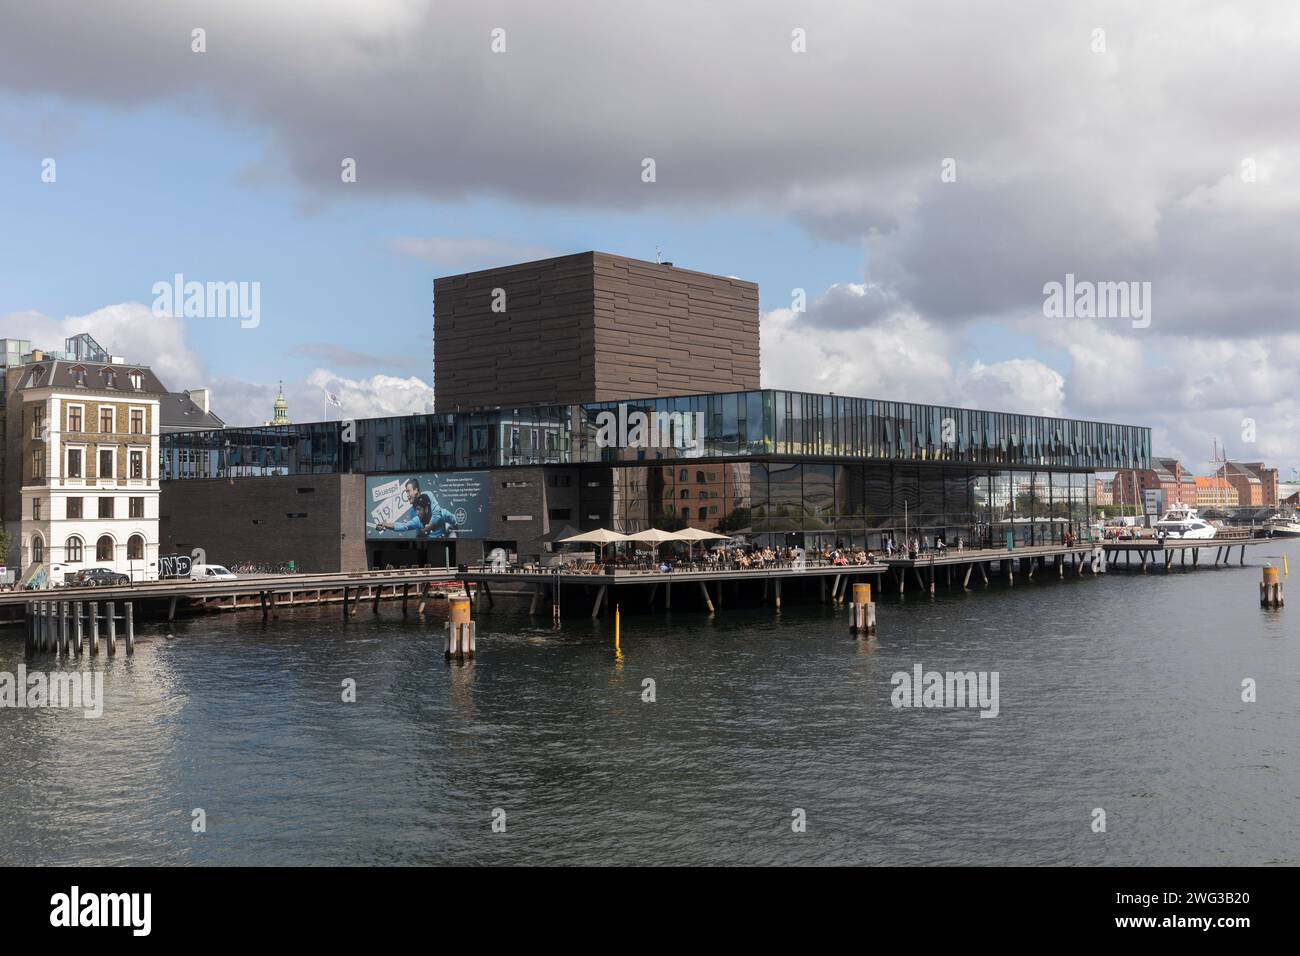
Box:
left=614, top=604, right=621, bottom=651
left=849, top=582, right=876, bottom=635
left=445, top=596, right=476, bottom=659
left=1260, top=564, right=1285, bottom=609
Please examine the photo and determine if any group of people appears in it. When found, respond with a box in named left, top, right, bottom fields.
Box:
left=883, top=535, right=964, bottom=559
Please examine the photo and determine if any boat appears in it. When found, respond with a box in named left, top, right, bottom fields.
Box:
left=1154, top=506, right=1217, bottom=539
left=1264, top=513, right=1300, bottom=537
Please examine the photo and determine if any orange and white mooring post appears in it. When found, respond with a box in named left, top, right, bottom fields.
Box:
left=850, top=582, right=877, bottom=635
left=445, top=596, right=476, bottom=659
left=1260, top=564, right=1285, bottom=609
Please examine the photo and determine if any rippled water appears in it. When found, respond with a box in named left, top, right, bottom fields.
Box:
left=1, top=557, right=1296, bottom=866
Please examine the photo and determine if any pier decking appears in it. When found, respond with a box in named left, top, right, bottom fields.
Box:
left=458, top=562, right=888, bottom=616
left=877, top=535, right=1276, bottom=593
left=0, top=567, right=459, bottom=625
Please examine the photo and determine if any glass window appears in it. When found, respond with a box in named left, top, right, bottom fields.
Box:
left=66, top=537, right=83, bottom=563
left=96, top=535, right=114, bottom=561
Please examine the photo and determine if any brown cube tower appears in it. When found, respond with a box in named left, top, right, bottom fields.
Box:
left=432, top=251, right=759, bottom=411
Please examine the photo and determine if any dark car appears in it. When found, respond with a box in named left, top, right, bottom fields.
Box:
left=68, top=567, right=131, bottom=588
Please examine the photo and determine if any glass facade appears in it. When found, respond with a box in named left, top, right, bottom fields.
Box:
left=159, top=389, right=1141, bottom=549
left=161, top=389, right=1151, bottom=478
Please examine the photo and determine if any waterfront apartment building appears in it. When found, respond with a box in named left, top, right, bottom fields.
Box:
left=1112, top=457, right=1196, bottom=508
left=1214, top=461, right=1278, bottom=508
left=157, top=252, right=1148, bottom=571
left=1093, top=477, right=1113, bottom=506
left=2, top=334, right=167, bottom=583
left=1193, top=476, right=1239, bottom=508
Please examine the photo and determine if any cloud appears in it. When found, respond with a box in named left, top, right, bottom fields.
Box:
left=0, top=304, right=206, bottom=389
left=5, top=1, right=1300, bottom=473
left=3, top=1, right=1297, bottom=344
left=4, top=303, right=435, bottom=428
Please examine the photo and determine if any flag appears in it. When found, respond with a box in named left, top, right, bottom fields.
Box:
left=327, top=392, right=342, bottom=407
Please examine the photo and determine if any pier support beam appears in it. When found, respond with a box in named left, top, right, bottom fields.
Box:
left=591, top=584, right=607, bottom=619
left=699, top=581, right=715, bottom=614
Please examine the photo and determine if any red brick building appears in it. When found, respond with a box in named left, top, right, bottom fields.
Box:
left=1113, top=458, right=1196, bottom=508
left=1214, top=461, right=1278, bottom=507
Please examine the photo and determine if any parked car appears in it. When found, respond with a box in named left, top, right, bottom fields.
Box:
left=189, top=564, right=239, bottom=582
left=67, top=567, right=131, bottom=588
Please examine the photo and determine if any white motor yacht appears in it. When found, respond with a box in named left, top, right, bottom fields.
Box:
left=1154, top=506, right=1217, bottom=539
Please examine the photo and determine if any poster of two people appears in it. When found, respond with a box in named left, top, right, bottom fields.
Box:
left=365, top=472, right=489, bottom=540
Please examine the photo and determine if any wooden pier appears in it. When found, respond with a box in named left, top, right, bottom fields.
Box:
left=458, top=562, right=888, bottom=617
left=876, top=535, right=1275, bottom=593
left=0, top=567, right=460, bottom=626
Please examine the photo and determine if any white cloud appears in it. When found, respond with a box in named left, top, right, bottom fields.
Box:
left=4, top=303, right=434, bottom=428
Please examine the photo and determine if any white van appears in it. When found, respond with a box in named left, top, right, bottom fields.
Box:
left=189, top=564, right=239, bottom=581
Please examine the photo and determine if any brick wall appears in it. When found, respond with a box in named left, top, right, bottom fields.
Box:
left=433, top=252, right=760, bottom=411
left=160, top=474, right=366, bottom=572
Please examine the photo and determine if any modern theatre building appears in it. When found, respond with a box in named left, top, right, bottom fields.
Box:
left=159, top=252, right=1151, bottom=571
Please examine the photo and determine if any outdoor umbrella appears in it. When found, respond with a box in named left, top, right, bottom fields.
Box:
left=556, top=528, right=632, bottom=562
left=625, top=528, right=687, bottom=564
left=674, top=527, right=731, bottom=561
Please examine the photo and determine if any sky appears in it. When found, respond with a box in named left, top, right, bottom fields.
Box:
left=1, top=0, right=1298, bottom=477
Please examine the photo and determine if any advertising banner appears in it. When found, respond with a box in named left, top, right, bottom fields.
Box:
left=365, top=472, right=489, bottom=540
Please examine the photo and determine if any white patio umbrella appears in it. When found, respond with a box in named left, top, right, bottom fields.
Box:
left=556, top=528, right=632, bottom=562
left=625, top=528, right=683, bottom=543
left=558, top=528, right=632, bottom=544
left=624, top=527, right=687, bottom=564
left=674, top=527, right=731, bottom=561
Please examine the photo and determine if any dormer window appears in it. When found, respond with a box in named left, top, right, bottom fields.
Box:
left=27, top=365, right=46, bottom=387
left=129, top=369, right=143, bottom=390
left=103, top=368, right=116, bottom=388
left=71, top=364, right=87, bottom=387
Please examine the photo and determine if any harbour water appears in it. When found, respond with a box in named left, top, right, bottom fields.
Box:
left=1, top=559, right=1295, bottom=866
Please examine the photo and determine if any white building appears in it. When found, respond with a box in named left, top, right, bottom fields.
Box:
left=6, top=339, right=167, bottom=584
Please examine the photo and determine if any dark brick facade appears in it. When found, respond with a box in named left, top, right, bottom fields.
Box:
left=433, top=252, right=759, bottom=411
left=160, top=474, right=368, bottom=573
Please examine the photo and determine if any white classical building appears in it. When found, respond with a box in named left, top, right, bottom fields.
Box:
left=6, top=336, right=166, bottom=583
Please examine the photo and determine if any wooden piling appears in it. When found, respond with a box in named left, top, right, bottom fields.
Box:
left=125, top=602, right=135, bottom=655
left=850, top=582, right=877, bottom=635
left=90, top=601, right=99, bottom=656
left=106, top=601, right=117, bottom=656
left=74, top=601, right=84, bottom=656
left=1260, top=565, right=1285, bottom=608
left=699, top=581, right=715, bottom=614
left=445, top=596, right=475, bottom=659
